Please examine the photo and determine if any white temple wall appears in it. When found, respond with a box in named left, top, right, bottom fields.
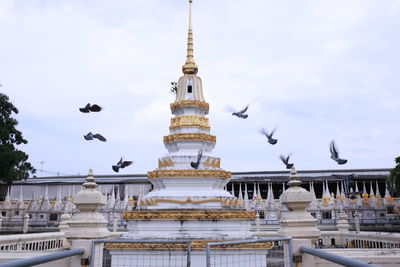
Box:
left=7, top=183, right=151, bottom=201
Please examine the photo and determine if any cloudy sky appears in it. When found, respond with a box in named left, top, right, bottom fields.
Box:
left=1, top=0, right=399, bottom=176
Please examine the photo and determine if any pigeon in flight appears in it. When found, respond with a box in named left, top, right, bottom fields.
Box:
left=112, top=158, right=133, bottom=172
left=347, top=192, right=360, bottom=200
left=260, top=128, right=278, bottom=145
left=228, top=105, right=249, bottom=119
left=190, top=150, right=203, bottom=169
left=329, top=140, right=347, bottom=165
left=280, top=154, right=294, bottom=169
left=79, top=103, right=102, bottom=113
left=83, top=132, right=107, bottom=142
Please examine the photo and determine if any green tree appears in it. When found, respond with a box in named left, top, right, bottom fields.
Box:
left=0, top=93, right=35, bottom=185
left=387, top=156, right=400, bottom=197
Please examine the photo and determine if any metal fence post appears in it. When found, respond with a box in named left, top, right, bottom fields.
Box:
left=205, top=243, right=211, bottom=267
left=287, top=238, right=293, bottom=267
left=186, top=240, right=191, bottom=267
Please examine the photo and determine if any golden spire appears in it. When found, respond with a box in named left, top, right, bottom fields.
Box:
left=182, top=0, right=198, bottom=74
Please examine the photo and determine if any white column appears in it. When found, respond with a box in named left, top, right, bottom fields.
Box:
left=23, top=213, right=29, bottom=233
left=113, top=213, right=118, bottom=233
left=354, top=211, right=360, bottom=233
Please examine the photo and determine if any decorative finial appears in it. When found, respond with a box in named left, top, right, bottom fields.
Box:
left=287, top=166, right=302, bottom=187
left=83, top=169, right=97, bottom=189
left=182, top=0, right=198, bottom=74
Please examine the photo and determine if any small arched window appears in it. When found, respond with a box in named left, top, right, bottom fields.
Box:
left=187, top=78, right=193, bottom=93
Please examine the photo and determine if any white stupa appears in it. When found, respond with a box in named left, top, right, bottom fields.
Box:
left=123, top=0, right=255, bottom=240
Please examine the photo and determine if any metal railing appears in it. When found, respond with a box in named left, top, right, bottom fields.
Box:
left=321, top=230, right=400, bottom=248
left=0, top=248, right=84, bottom=267
left=300, top=246, right=379, bottom=267
left=206, top=238, right=293, bottom=267
left=0, top=232, right=67, bottom=252
left=90, top=239, right=192, bottom=267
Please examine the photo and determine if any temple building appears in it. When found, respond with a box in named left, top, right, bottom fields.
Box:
left=0, top=1, right=399, bottom=266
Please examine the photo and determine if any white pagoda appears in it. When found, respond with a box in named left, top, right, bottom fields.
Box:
left=122, top=0, right=255, bottom=240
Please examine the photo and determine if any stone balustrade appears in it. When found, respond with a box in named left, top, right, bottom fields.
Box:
left=321, top=231, right=400, bottom=248
left=0, top=232, right=68, bottom=252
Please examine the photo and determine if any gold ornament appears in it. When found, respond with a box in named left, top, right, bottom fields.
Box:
left=169, top=116, right=210, bottom=130
left=106, top=240, right=273, bottom=251
left=123, top=210, right=255, bottom=221
left=170, top=100, right=209, bottom=113
left=158, top=157, right=174, bottom=168
left=147, top=169, right=231, bottom=179
left=163, top=133, right=216, bottom=143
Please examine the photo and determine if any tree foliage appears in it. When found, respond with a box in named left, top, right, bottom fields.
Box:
left=387, top=156, right=400, bottom=197
left=0, top=93, right=35, bottom=185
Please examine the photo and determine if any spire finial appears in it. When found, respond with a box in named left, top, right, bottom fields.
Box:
left=287, top=166, right=301, bottom=187
left=182, top=0, right=198, bottom=74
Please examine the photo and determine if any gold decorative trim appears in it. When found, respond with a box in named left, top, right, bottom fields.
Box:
left=158, top=157, right=174, bottom=168
left=211, top=158, right=220, bottom=168
left=191, top=240, right=273, bottom=250
left=203, top=157, right=221, bottom=168
left=222, top=199, right=242, bottom=207
left=106, top=240, right=273, bottom=251
left=147, top=169, right=231, bottom=179
left=163, top=133, right=216, bottom=143
left=123, top=210, right=255, bottom=221
left=171, top=100, right=209, bottom=112
left=169, top=116, right=210, bottom=130
left=106, top=242, right=187, bottom=251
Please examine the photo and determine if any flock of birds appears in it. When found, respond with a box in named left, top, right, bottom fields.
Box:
left=78, top=101, right=347, bottom=172
left=229, top=104, right=348, bottom=169
left=79, top=103, right=133, bottom=172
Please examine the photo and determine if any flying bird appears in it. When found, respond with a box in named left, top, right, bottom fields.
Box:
left=190, top=150, right=203, bottom=169
left=112, top=158, right=133, bottom=172
left=260, top=128, right=278, bottom=145
left=226, top=105, right=249, bottom=119
left=347, top=192, right=360, bottom=200
left=83, top=132, right=107, bottom=142
left=329, top=140, right=347, bottom=165
left=280, top=154, right=294, bottom=169
left=79, top=103, right=102, bottom=113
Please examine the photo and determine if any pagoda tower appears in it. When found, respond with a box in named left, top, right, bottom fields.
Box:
left=123, top=0, right=254, bottom=240
left=143, top=0, right=234, bottom=209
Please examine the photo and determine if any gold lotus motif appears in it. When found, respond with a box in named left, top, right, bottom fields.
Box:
left=147, top=169, right=231, bottom=179
left=203, top=157, right=220, bottom=168
left=123, top=210, right=255, bottom=221
left=163, top=133, right=216, bottom=143
left=170, top=100, right=209, bottom=113
left=158, top=157, right=174, bottom=168
left=169, top=115, right=210, bottom=130
left=106, top=240, right=273, bottom=251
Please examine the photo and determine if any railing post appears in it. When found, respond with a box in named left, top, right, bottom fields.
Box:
left=90, top=241, right=104, bottom=267
left=255, top=212, right=260, bottom=232
left=205, top=243, right=211, bottom=267
left=113, top=213, right=118, bottom=233
left=23, top=213, right=29, bottom=234
left=283, top=239, right=293, bottom=267
left=354, top=211, right=360, bottom=233
left=186, top=240, right=191, bottom=267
